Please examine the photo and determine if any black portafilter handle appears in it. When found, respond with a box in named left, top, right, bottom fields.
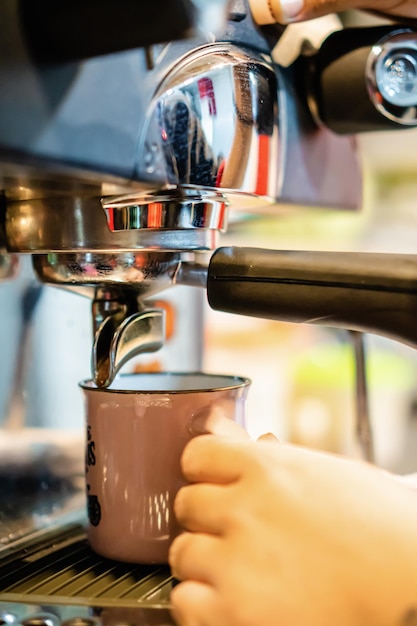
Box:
left=309, top=25, right=417, bottom=134
left=207, top=246, right=417, bottom=348
left=18, top=0, right=198, bottom=63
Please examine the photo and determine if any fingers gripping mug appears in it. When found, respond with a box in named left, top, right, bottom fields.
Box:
left=80, top=372, right=250, bottom=564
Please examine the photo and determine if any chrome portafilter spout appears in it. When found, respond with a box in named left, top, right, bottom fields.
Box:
left=32, top=250, right=184, bottom=387
left=8, top=191, right=228, bottom=387
left=91, top=287, right=165, bottom=388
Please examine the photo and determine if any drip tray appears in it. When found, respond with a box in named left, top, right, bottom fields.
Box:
left=0, top=524, right=175, bottom=626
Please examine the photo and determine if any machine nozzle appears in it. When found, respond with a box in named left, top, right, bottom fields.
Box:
left=93, top=303, right=165, bottom=388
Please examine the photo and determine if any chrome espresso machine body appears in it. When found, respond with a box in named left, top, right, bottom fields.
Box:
left=2, top=0, right=417, bottom=624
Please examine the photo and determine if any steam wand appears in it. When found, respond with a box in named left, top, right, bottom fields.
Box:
left=350, top=331, right=374, bottom=464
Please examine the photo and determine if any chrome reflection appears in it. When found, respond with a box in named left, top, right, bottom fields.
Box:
left=101, top=186, right=228, bottom=233
left=137, top=43, right=280, bottom=203
left=366, top=29, right=417, bottom=125
left=33, top=251, right=183, bottom=295
left=5, top=195, right=222, bottom=253
left=141, top=490, right=170, bottom=537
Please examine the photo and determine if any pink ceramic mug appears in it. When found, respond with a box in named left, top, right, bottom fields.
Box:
left=80, top=372, right=250, bottom=564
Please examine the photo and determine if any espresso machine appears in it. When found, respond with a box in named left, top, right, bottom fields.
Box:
left=1, top=0, right=417, bottom=623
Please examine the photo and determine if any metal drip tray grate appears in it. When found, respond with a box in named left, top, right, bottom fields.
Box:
left=0, top=524, right=174, bottom=608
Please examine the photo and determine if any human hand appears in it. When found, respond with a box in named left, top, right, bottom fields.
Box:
left=190, top=406, right=252, bottom=441
left=190, top=405, right=278, bottom=442
left=249, top=0, right=417, bottom=24
left=169, top=435, right=417, bottom=626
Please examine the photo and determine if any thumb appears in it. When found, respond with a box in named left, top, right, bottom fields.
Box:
left=249, top=0, right=366, bottom=24
left=257, top=432, right=280, bottom=443
left=190, top=406, right=250, bottom=440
